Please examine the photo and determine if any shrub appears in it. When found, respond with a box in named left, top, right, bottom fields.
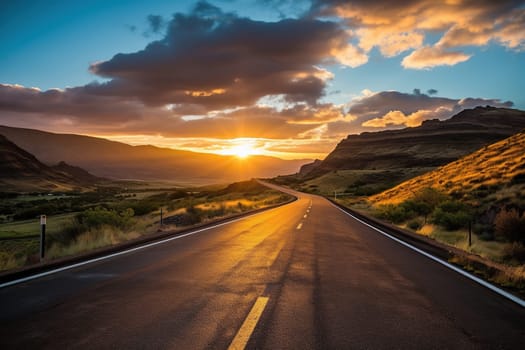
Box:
left=431, top=200, right=471, bottom=231
left=407, top=219, right=423, bottom=230
left=184, top=205, right=202, bottom=225
left=375, top=204, right=411, bottom=224
left=77, top=206, right=134, bottom=230
left=473, top=223, right=494, bottom=241
left=494, top=208, right=525, bottom=243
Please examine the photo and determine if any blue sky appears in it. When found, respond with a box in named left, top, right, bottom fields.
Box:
left=1, top=0, right=524, bottom=159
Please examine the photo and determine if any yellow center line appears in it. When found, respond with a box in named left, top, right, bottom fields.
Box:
left=228, top=297, right=269, bottom=350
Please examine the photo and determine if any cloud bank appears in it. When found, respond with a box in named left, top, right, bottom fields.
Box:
left=0, top=0, right=522, bottom=158
left=311, top=0, right=525, bottom=68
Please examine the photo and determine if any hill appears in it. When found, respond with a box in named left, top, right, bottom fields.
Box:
left=283, top=106, right=525, bottom=195
left=312, top=106, right=525, bottom=175
left=0, top=126, right=310, bottom=184
left=0, top=135, right=99, bottom=192
left=370, top=131, right=525, bottom=207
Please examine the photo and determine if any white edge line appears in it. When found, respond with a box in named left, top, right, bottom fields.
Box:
left=331, top=203, right=525, bottom=308
left=0, top=209, right=274, bottom=289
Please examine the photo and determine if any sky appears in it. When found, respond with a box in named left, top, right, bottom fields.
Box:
left=1, top=0, right=524, bottom=160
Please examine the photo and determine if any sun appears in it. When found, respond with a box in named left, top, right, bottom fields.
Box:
left=230, top=143, right=255, bottom=158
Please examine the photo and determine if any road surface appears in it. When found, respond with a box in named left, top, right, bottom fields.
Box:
left=1, top=185, right=524, bottom=349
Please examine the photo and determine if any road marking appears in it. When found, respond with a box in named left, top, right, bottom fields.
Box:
left=296, top=223, right=303, bottom=230
left=228, top=296, right=269, bottom=350
left=0, top=209, right=278, bottom=289
left=304, top=214, right=308, bottom=218
left=332, top=203, right=525, bottom=308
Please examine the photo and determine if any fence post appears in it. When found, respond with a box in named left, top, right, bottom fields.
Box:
left=468, top=221, right=472, bottom=247
left=40, top=215, right=46, bottom=261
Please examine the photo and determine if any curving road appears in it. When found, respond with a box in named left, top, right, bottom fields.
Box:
left=1, top=184, right=524, bottom=349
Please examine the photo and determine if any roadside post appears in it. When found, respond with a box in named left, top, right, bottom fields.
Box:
left=40, top=215, right=46, bottom=261
left=468, top=221, right=472, bottom=247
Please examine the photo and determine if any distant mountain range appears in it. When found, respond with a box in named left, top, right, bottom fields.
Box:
left=301, top=106, right=525, bottom=178
left=0, top=126, right=310, bottom=184
left=0, top=135, right=102, bottom=192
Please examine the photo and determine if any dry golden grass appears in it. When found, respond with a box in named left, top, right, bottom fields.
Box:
left=371, top=132, right=525, bottom=205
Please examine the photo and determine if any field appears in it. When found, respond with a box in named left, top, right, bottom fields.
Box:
left=0, top=180, right=293, bottom=272
left=274, top=168, right=435, bottom=197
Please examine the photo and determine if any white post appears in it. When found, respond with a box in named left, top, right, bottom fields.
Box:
left=40, top=215, right=46, bottom=261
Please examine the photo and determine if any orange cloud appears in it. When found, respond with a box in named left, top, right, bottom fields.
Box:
left=362, top=109, right=435, bottom=128
left=312, top=0, right=525, bottom=68
left=402, top=45, right=471, bottom=69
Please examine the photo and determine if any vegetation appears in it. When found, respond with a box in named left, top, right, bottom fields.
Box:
left=494, top=208, right=525, bottom=244
left=0, top=180, right=292, bottom=271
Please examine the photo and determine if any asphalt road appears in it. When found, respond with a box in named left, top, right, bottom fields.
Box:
left=1, top=184, right=524, bottom=349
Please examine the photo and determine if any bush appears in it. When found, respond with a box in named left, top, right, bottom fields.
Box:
left=407, top=219, right=423, bottom=230
left=184, top=205, right=202, bottom=225
left=494, top=208, right=525, bottom=243
left=431, top=200, right=471, bottom=231
left=77, top=206, right=134, bottom=230
left=473, top=223, right=494, bottom=241
left=376, top=204, right=411, bottom=224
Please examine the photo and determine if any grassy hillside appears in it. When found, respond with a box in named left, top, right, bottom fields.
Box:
left=276, top=107, right=525, bottom=195
left=315, top=106, right=525, bottom=175
left=371, top=131, right=525, bottom=208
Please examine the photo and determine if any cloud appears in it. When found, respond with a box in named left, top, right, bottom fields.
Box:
left=87, top=2, right=362, bottom=110
left=310, top=0, right=525, bottom=68
left=362, top=109, right=442, bottom=128
left=146, top=15, right=166, bottom=34
left=362, top=110, right=424, bottom=128
left=401, top=45, right=471, bottom=69
left=330, top=43, right=368, bottom=67
left=345, top=89, right=514, bottom=130
left=0, top=83, right=349, bottom=140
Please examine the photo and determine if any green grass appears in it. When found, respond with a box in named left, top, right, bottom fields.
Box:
left=297, top=168, right=434, bottom=197
left=0, top=213, right=76, bottom=239
left=0, top=180, right=292, bottom=272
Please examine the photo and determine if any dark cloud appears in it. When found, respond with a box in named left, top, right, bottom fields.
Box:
left=88, top=2, right=353, bottom=110
left=346, top=90, right=514, bottom=129
left=348, top=90, right=455, bottom=119
left=0, top=84, right=335, bottom=139
left=0, top=84, right=144, bottom=122
left=146, top=15, right=165, bottom=34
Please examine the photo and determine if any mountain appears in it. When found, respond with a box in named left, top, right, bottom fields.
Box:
left=298, top=159, right=322, bottom=176
left=0, top=126, right=310, bottom=184
left=0, top=135, right=99, bottom=192
left=311, top=106, right=525, bottom=176
left=51, top=161, right=104, bottom=185
left=370, top=131, right=525, bottom=206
